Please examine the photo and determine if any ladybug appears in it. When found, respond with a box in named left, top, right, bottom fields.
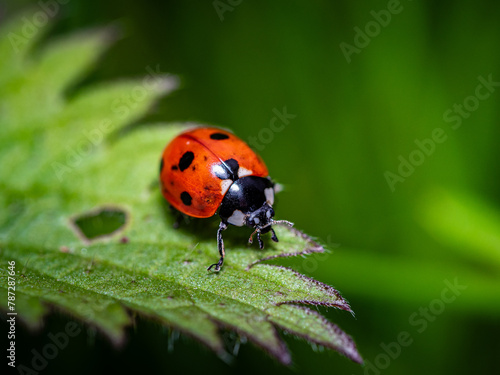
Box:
left=159, top=126, right=293, bottom=271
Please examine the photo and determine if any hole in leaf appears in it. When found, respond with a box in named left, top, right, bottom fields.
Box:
left=71, top=207, right=128, bottom=242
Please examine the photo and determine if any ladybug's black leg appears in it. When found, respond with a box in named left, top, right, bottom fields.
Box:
left=173, top=213, right=184, bottom=229
left=256, top=231, right=264, bottom=249
left=169, top=205, right=184, bottom=229
left=248, top=228, right=264, bottom=248
left=208, top=222, right=227, bottom=272
left=270, top=228, right=278, bottom=243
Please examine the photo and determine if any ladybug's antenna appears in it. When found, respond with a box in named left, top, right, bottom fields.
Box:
left=270, top=219, right=294, bottom=228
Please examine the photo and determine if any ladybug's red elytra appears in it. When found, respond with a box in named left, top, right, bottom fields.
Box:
left=159, top=126, right=293, bottom=271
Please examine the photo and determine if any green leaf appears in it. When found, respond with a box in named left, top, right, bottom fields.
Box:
left=0, top=13, right=362, bottom=365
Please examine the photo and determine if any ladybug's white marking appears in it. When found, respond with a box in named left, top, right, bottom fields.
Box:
left=212, top=164, right=226, bottom=177
left=227, top=209, right=246, bottom=227
left=238, top=167, right=253, bottom=178
left=220, top=179, right=233, bottom=195
left=264, top=187, right=274, bottom=205
left=273, top=182, right=284, bottom=194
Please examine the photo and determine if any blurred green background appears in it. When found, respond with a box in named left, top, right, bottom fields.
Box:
left=2, top=0, right=500, bottom=374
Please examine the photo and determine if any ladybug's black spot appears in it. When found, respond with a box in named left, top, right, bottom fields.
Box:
left=171, top=165, right=178, bottom=171
left=210, top=132, right=229, bottom=140
left=179, top=151, right=194, bottom=172
left=214, top=158, right=239, bottom=181
left=180, top=191, right=192, bottom=206
left=159, top=158, right=165, bottom=175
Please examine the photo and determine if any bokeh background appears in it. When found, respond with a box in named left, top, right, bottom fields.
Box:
left=2, top=0, right=500, bottom=374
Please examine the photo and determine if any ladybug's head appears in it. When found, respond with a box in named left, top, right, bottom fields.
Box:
left=246, top=203, right=293, bottom=249
left=218, top=176, right=294, bottom=248
left=246, top=203, right=275, bottom=229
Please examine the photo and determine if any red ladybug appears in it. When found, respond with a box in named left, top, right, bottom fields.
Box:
left=159, top=126, right=293, bottom=271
